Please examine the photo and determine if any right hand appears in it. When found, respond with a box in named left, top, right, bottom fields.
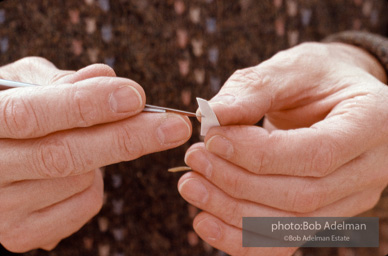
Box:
left=179, top=42, right=388, bottom=256
left=0, top=57, right=192, bottom=252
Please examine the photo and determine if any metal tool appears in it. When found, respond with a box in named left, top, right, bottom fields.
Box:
left=0, top=78, right=199, bottom=117
left=143, top=104, right=198, bottom=117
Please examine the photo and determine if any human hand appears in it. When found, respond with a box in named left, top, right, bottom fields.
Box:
left=0, top=57, right=192, bottom=252
left=178, top=43, right=388, bottom=255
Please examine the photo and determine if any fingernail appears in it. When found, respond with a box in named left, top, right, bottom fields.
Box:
left=185, top=150, right=212, bottom=178
left=109, top=86, right=142, bottom=113
left=178, top=178, right=209, bottom=204
left=195, top=218, right=221, bottom=241
left=157, top=115, right=191, bottom=144
left=206, top=135, right=234, bottom=159
left=210, top=94, right=236, bottom=105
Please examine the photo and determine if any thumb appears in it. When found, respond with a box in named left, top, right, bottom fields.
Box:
left=204, top=43, right=350, bottom=126
left=206, top=66, right=275, bottom=126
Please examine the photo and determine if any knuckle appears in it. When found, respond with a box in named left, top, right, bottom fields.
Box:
left=294, top=42, right=322, bottom=51
left=1, top=96, right=40, bottom=138
left=289, top=180, right=324, bottom=213
left=114, top=126, right=145, bottom=160
left=230, top=67, right=270, bottom=88
left=16, top=56, right=54, bottom=69
left=272, top=42, right=329, bottom=71
left=254, top=148, right=271, bottom=174
left=221, top=171, right=242, bottom=199
left=71, top=87, right=98, bottom=127
left=32, top=137, right=78, bottom=178
left=293, top=42, right=328, bottom=58
left=223, top=199, right=241, bottom=227
left=309, top=139, right=336, bottom=177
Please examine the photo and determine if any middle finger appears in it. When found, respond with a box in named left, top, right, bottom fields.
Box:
left=178, top=171, right=384, bottom=229
left=185, top=144, right=388, bottom=213
left=0, top=170, right=97, bottom=212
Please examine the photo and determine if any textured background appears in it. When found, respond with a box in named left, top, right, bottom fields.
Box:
left=0, top=0, right=387, bottom=255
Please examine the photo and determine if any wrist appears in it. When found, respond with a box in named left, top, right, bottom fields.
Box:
left=323, top=31, right=388, bottom=84
left=327, top=42, right=387, bottom=83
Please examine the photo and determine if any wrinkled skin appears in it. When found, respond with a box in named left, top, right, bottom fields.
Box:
left=0, top=57, right=192, bottom=252
left=179, top=43, right=388, bottom=256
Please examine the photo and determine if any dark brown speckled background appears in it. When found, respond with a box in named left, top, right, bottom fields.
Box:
left=0, top=0, right=387, bottom=255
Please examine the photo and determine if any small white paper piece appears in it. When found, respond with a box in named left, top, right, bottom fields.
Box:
left=196, top=97, right=220, bottom=136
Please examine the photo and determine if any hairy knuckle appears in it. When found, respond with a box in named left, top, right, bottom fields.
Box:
left=33, top=137, right=78, bottom=178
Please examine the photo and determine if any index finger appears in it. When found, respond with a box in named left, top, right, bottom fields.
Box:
left=204, top=88, right=388, bottom=177
left=0, top=113, right=191, bottom=181
left=0, top=76, right=145, bottom=139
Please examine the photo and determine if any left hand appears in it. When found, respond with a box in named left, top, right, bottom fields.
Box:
left=178, top=42, right=388, bottom=256
left=0, top=57, right=192, bottom=252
